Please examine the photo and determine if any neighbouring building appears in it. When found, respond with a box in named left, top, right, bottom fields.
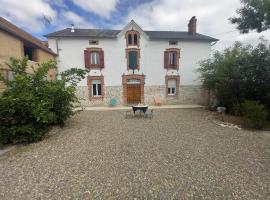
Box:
left=45, top=17, right=218, bottom=106
left=0, top=17, right=57, bottom=92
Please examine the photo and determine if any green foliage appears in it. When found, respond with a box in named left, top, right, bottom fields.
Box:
left=240, top=101, right=268, bottom=129
left=230, top=0, right=270, bottom=33
left=0, top=58, right=86, bottom=145
left=198, top=39, right=270, bottom=112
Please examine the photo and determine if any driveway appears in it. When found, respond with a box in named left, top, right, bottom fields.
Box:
left=0, top=109, right=269, bottom=199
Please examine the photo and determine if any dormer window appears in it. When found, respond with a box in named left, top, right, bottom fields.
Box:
left=126, top=30, right=140, bottom=46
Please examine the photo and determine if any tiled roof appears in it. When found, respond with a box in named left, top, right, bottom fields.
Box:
left=45, top=28, right=218, bottom=42
left=0, top=17, right=57, bottom=56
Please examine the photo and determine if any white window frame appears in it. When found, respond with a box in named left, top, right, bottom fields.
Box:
left=167, top=79, right=176, bottom=96
left=90, top=52, right=100, bottom=65
left=92, top=80, right=102, bottom=97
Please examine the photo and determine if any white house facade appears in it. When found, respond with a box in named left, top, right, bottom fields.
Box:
left=45, top=17, right=218, bottom=106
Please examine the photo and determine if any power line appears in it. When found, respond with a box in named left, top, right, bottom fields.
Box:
left=212, top=30, right=239, bottom=36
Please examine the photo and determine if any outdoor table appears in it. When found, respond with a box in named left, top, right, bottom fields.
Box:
left=132, top=105, right=148, bottom=115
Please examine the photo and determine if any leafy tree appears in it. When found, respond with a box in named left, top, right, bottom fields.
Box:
left=0, top=57, right=86, bottom=145
left=230, top=0, right=270, bottom=33
left=198, top=39, right=270, bottom=111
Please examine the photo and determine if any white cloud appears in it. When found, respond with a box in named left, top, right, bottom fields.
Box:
left=118, top=0, right=270, bottom=51
left=71, top=0, right=118, bottom=18
left=62, top=11, right=95, bottom=28
left=0, top=0, right=56, bottom=32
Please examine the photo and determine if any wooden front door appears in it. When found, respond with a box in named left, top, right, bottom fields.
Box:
left=127, top=84, right=141, bottom=104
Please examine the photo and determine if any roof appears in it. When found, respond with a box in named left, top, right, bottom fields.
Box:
left=0, top=17, right=57, bottom=56
left=45, top=28, right=218, bottom=42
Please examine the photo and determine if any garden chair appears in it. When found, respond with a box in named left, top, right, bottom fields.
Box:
left=153, top=96, right=162, bottom=106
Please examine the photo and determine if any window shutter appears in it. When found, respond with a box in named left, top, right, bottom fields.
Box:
left=168, top=79, right=176, bottom=88
left=164, top=50, right=169, bottom=68
left=84, top=50, right=91, bottom=69
left=99, top=50, right=104, bottom=68
left=129, top=51, right=137, bottom=69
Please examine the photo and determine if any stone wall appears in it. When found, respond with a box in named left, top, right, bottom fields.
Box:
left=76, top=85, right=209, bottom=106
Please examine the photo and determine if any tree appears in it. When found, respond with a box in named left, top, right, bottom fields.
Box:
left=0, top=58, right=86, bottom=145
left=198, top=39, right=270, bottom=111
left=230, top=0, right=270, bottom=33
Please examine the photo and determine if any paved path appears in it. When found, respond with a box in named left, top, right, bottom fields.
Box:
left=0, top=109, right=269, bottom=199
left=76, top=104, right=205, bottom=111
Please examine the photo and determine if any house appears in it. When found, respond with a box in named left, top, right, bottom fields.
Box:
left=45, top=16, right=218, bottom=106
left=0, top=17, right=57, bottom=92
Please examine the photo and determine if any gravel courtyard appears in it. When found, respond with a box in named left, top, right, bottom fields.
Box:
left=0, top=108, right=269, bottom=199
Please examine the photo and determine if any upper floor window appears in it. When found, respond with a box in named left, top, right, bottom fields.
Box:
left=24, top=45, right=37, bottom=61
left=84, top=48, right=104, bottom=69
left=126, top=49, right=140, bottom=70
left=126, top=30, right=140, bottom=46
left=89, top=40, right=99, bottom=45
left=164, top=48, right=180, bottom=70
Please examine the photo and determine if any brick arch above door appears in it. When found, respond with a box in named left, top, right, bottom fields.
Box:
left=122, top=74, right=145, bottom=105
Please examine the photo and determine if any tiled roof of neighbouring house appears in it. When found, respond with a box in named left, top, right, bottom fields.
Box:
left=0, top=17, right=57, bottom=56
left=44, top=28, right=218, bottom=42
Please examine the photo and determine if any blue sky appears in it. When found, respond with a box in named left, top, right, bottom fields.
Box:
left=0, top=0, right=269, bottom=50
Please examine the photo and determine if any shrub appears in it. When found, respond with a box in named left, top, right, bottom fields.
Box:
left=0, top=57, right=86, bottom=145
left=198, top=39, right=270, bottom=112
left=240, top=100, right=268, bottom=129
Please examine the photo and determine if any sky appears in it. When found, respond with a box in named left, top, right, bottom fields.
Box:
left=0, top=0, right=269, bottom=51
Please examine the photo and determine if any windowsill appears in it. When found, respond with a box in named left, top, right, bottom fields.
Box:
left=167, top=94, right=176, bottom=96
left=91, top=95, right=103, bottom=100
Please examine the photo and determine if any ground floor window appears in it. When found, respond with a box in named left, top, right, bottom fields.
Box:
left=167, top=79, right=176, bottom=95
left=92, top=80, right=102, bottom=96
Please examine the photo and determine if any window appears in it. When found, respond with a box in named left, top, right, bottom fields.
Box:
left=84, top=48, right=104, bottom=69
left=169, top=51, right=175, bottom=65
left=92, top=80, right=102, bottom=96
left=167, top=79, right=176, bottom=95
left=169, top=41, right=178, bottom=45
left=91, top=52, right=100, bottom=65
left=128, top=34, right=132, bottom=45
left=24, top=46, right=36, bottom=61
left=164, top=48, right=180, bottom=69
left=89, top=40, right=99, bottom=45
left=128, top=51, right=138, bottom=70
left=7, top=70, right=14, bottom=81
left=126, top=31, right=140, bottom=46
left=134, top=34, right=138, bottom=45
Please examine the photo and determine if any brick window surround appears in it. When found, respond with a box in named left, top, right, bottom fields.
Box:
left=126, top=48, right=140, bottom=70
left=165, top=75, right=180, bottom=97
left=164, top=48, right=180, bottom=70
left=125, top=30, right=140, bottom=47
left=84, top=48, right=104, bottom=69
left=87, top=76, right=104, bottom=100
left=122, top=74, right=145, bottom=105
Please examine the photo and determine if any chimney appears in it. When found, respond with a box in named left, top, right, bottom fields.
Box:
left=188, top=16, right=197, bottom=34
left=71, top=24, right=75, bottom=32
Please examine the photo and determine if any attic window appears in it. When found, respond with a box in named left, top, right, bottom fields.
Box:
left=169, top=41, right=178, bottom=45
left=89, top=40, right=99, bottom=45
left=126, top=30, right=140, bottom=46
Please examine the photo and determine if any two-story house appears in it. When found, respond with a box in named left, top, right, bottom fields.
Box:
left=0, top=17, right=57, bottom=92
left=45, top=16, right=218, bottom=106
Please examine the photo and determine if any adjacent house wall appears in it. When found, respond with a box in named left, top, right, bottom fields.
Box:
left=0, top=30, right=56, bottom=91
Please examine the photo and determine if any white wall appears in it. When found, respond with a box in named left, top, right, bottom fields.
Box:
left=48, top=30, right=211, bottom=87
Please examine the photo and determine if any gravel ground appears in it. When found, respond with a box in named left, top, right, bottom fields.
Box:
left=0, top=108, right=269, bottom=199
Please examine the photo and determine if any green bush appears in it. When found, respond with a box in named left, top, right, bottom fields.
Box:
left=0, top=57, right=86, bottom=145
left=198, top=39, right=270, bottom=112
left=240, top=100, right=268, bottom=129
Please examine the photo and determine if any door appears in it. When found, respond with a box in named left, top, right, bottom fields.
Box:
left=127, top=84, right=141, bottom=104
